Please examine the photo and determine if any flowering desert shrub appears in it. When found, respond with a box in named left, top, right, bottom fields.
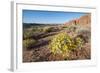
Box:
left=50, top=32, right=82, bottom=56
left=49, top=32, right=83, bottom=59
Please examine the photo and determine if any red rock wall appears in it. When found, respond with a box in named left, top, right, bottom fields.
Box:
left=64, top=14, right=91, bottom=26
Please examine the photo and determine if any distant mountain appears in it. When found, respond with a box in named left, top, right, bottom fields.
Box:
left=23, top=23, right=62, bottom=29
left=64, top=14, right=91, bottom=26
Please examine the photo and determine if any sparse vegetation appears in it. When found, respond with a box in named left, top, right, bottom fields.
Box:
left=23, top=14, right=91, bottom=62
left=43, top=26, right=53, bottom=33
left=76, top=27, right=91, bottom=43
left=62, top=26, right=68, bottom=29
left=23, top=39, right=37, bottom=50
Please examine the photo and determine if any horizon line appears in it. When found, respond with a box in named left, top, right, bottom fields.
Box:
left=23, top=22, right=64, bottom=24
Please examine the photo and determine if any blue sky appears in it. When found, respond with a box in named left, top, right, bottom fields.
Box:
left=23, top=10, right=87, bottom=24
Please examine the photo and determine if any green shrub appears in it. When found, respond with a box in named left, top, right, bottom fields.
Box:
left=23, top=27, right=44, bottom=39
left=23, top=31, right=34, bottom=39
left=62, top=26, right=68, bottom=29
left=49, top=32, right=83, bottom=58
left=23, top=39, right=37, bottom=50
left=43, top=27, right=54, bottom=33
left=31, top=27, right=43, bottom=32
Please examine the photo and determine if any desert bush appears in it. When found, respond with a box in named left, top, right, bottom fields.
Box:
left=62, top=26, right=68, bottom=29
left=65, top=24, right=82, bottom=33
left=31, top=27, right=43, bottom=32
left=73, top=37, right=84, bottom=49
left=49, top=32, right=83, bottom=58
left=43, top=26, right=55, bottom=33
left=66, top=24, right=79, bottom=32
left=23, top=30, right=34, bottom=39
left=76, top=28, right=91, bottom=43
left=23, top=39, right=37, bottom=50
left=23, top=27, right=44, bottom=39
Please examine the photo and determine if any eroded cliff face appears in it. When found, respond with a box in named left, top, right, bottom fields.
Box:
left=64, top=14, right=91, bottom=26
left=78, top=14, right=91, bottom=26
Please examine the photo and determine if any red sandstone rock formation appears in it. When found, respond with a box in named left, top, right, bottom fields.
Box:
left=64, top=14, right=91, bottom=26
